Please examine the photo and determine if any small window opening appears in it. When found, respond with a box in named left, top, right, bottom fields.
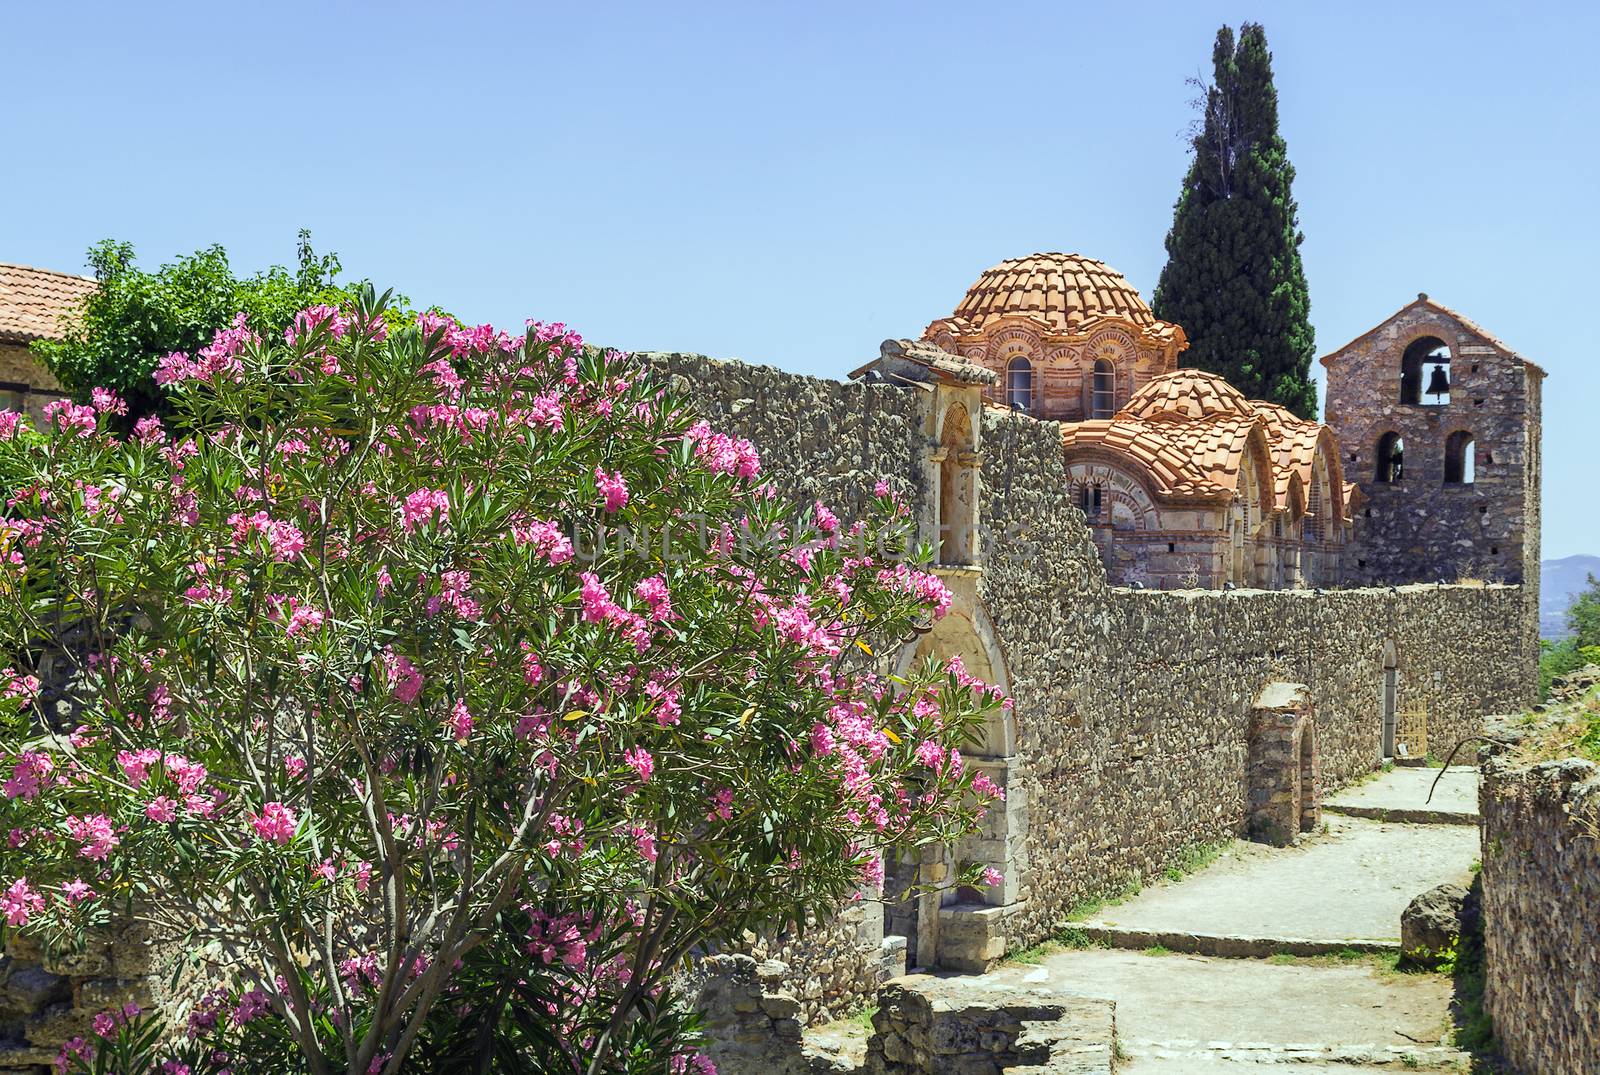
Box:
left=1375, top=432, right=1404, bottom=483
left=1444, top=431, right=1475, bottom=484
left=1167, top=542, right=1176, bottom=553
left=1400, top=337, right=1451, bottom=406
left=1091, top=360, right=1116, bottom=419
left=1006, top=358, right=1034, bottom=412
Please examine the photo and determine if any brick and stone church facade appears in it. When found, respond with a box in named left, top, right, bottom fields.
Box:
left=910, top=252, right=1356, bottom=589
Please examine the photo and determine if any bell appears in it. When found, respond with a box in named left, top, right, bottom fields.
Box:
left=1425, top=363, right=1450, bottom=401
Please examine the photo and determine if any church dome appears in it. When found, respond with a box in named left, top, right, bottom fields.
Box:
left=948, top=253, right=1157, bottom=334
left=1120, top=369, right=1259, bottom=422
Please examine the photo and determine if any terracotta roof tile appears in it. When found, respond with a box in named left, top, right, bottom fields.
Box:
left=0, top=263, right=96, bottom=344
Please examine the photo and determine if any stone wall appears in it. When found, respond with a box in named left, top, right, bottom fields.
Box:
left=1479, top=699, right=1600, bottom=1074
left=1, top=922, right=163, bottom=1074
left=652, top=352, right=1536, bottom=1019
left=694, top=957, right=1116, bottom=1075
left=0, top=343, right=67, bottom=423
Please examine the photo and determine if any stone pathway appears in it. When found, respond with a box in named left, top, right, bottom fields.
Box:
left=1081, top=813, right=1477, bottom=951
left=955, top=768, right=1479, bottom=1071
left=990, top=949, right=1466, bottom=1071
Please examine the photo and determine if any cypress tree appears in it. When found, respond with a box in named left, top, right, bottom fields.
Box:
left=1152, top=23, right=1318, bottom=418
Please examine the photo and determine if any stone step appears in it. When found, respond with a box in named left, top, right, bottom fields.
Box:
left=1321, top=803, right=1478, bottom=825
left=1124, top=1038, right=1471, bottom=1069
left=1076, top=925, right=1399, bottom=959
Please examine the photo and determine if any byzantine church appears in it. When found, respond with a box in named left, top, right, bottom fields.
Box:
left=904, top=252, right=1356, bottom=589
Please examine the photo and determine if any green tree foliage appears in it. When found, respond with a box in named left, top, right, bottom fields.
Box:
left=1152, top=23, right=1319, bottom=418
left=1540, top=574, right=1600, bottom=698
left=31, top=232, right=374, bottom=420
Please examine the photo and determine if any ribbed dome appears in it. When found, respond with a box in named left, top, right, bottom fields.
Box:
left=949, top=253, right=1155, bottom=333
left=1120, top=369, right=1258, bottom=422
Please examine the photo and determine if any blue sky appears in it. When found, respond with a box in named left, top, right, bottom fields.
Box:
left=6, top=1, right=1595, bottom=558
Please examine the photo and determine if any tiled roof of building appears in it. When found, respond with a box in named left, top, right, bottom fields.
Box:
left=1121, top=369, right=1258, bottom=422
left=1062, top=415, right=1243, bottom=503
left=947, top=253, right=1156, bottom=333
left=1250, top=401, right=1325, bottom=509
left=0, top=263, right=95, bottom=344
left=1063, top=368, right=1345, bottom=522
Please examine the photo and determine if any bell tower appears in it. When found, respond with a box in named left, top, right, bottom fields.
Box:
left=1323, top=294, right=1542, bottom=588
left=1322, top=294, right=1542, bottom=692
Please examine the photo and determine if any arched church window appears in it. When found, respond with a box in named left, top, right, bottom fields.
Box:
left=1444, top=430, right=1475, bottom=484
left=1375, top=433, right=1404, bottom=483
left=1006, top=358, right=1034, bottom=412
left=1079, top=483, right=1103, bottom=519
left=1400, top=337, right=1451, bottom=406
left=1091, top=360, right=1116, bottom=419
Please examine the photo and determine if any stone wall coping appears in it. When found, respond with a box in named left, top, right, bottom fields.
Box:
left=1112, top=581, right=1520, bottom=601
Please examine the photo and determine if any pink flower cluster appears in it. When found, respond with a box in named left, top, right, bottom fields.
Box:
left=3, top=751, right=54, bottom=800
left=874, top=564, right=954, bottom=618
left=249, top=801, right=298, bottom=845
left=65, top=814, right=119, bottom=860
left=228, top=511, right=307, bottom=561
left=155, top=312, right=256, bottom=385
left=267, top=594, right=325, bottom=638
left=41, top=399, right=97, bottom=438
left=402, top=488, right=450, bottom=532
left=595, top=467, right=629, bottom=513
left=684, top=421, right=761, bottom=478
left=424, top=569, right=481, bottom=621
left=1, top=877, right=43, bottom=926
left=578, top=572, right=653, bottom=651
left=382, top=649, right=424, bottom=703
left=522, top=908, right=609, bottom=973
left=633, top=575, right=674, bottom=622
left=512, top=518, right=575, bottom=563
left=623, top=746, right=654, bottom=784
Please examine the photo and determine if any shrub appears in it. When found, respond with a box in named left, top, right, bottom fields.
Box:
left=0, top=289, right=1004, bottom=1073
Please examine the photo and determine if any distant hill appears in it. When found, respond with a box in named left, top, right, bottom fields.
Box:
left=1542, top=555, right=1600, bottom=638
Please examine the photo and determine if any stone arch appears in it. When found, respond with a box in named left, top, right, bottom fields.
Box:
left=1400, top=332, right=1452, bottom=406
left=893, top=600, right=1023, bottom=973
left=899, top=605, right=1014, bottom=757
left=1375, top=431, right=1405, bottom=483
left=1444, top=428, right=1476, bottom=485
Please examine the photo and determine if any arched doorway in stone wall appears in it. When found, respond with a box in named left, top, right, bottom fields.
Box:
left=886, top=602, right=1020, bottom=972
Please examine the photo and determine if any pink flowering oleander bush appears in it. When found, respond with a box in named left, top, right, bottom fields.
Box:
left=0, top=288, right=1005, bottom=1074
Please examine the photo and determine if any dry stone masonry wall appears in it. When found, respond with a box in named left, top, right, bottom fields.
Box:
left=1479, top=701, right=1600, bottom=1075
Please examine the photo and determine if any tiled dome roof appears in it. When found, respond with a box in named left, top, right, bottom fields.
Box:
left=948, top=253, right=1156, bottom=333
left=1120, top=369, right=1258, bottom=422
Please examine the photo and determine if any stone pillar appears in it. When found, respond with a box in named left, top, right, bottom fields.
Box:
left=1247, top=681, right=1320, bottom=846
